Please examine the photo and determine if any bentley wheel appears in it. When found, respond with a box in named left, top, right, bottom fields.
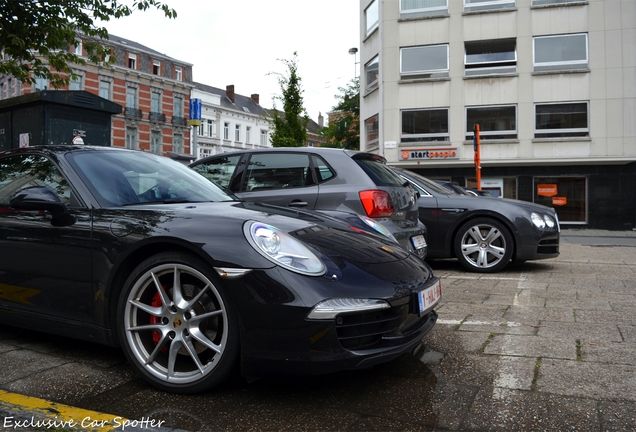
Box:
left=117, top=252, right=239, bottom=394
left=454, top=218, right=514, bottom=273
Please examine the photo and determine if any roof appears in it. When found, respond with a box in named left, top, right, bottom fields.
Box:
left=102, top=33, right=193, bottom=66
left=193, top=82, right=270, bottom=117
left=266, top=108, right=323, bottom=134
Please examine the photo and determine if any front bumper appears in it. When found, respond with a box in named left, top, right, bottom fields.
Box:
left=223, top=266, right=440, bottom=379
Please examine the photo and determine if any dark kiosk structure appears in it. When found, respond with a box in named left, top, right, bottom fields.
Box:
left=0, top=90, right=121, bottom=151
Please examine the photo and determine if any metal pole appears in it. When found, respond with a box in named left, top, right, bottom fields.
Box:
left=474, top=124, right=481, bottom=190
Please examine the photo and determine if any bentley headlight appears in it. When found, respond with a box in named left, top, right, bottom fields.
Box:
left=531, top=212, right=546, bottom=229
left=244, top=221, right=326, bottom=276
left=544, top=215, right=555, bottom=229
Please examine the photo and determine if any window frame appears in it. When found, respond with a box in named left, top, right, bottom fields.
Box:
left=151, top=130, right=162, bottom=154
left=401, top=44, right=449, bottom=78
left=401, top=108, right=450, bottom=143
left=365, top=114, right=379, bottom=148
left=260, top=129, right=268, bottom=146
left=173, top=95, right=183, bottom=118
left=175, top=66, right=183, bottom=81
left=235, top=124, right=241, bottom=142
left=400, top=0, right=448, bottom=18
left=466, top=104, right=517, bottom=140
left=365, top=0, right=379, bottom=36
left=151, top=91, right=161, bottom=114
left=99, top=80, right=111, bottom=99
left=464, top=38, right=517, bottom=76
left=224, top=122, right=230, bottom=140
left=533, top=33, right=588, bottom=72
left=126, top=86, right=137, bottom=108
left=127, top=53, right=137, bottom=70
left=464, top=0, right=515, bottom=12
left=534, top=101, right=589, bottom=138
left=152, top=60, right=161, bottom=75
left=126, top=127, right=137, bottom=150
left=173, top=133, right=183, bottom=154
left=365, top=55, right=379, bottom=92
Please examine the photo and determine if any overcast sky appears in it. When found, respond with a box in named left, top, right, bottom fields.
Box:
left=101, top=1, right=360, bottom=122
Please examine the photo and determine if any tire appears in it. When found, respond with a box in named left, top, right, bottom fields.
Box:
left=117, top=252, right=239, bottom=394
left=454, top=218, right=514, bottom=273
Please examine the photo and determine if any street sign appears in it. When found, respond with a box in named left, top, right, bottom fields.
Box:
left=189, top=98, right=202, bottom=126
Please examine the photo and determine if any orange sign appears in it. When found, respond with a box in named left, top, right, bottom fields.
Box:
left=538, top=184, right=558, bottom=197
left=552, top=197, right=567, bottom=206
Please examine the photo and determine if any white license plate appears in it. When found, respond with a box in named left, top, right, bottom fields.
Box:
left=418, top=279, right=441, bottom=315
left=411, top=234, right=427, bottom=250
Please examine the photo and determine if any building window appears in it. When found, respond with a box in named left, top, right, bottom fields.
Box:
left=400, top=0, right=448, bottom=18
left=532, top=0, right=581, bottom=5
left=533, top=34, right=588, bottom=72
left=175, top=66, right=182, bottom=81
left=69, top=75, right=82, bottom=90
left=223, top=123, right=230, bottom=140
left=401, top=109, right=449, bottom=142
left=465, top=39, right=516, bottom=76
left=464, top=0, right=515, bottom=12
left=128, top=53, right=137, bottom=69
left=72, top=40, right=82, bottom=55
left=208, top=119, right=216, bottom=137
left=260, top=129, right=268, bottom=146
left=365, top=56, right=379, bottom=92
left=99, top=80, right=110, bottom=99
left=173, top=96, right=183, bottom=117
left=235, top=124, right=241, bottom=142
left=126, top=127, right=137, bottom=150
left=126, top=87, right=137, bottom=108
left=152, top=60, right=161, bottom=75
left=534, top=102, right=588, bottom=138
left=246, top=126, right=251, bottom=144
left=173, top=133, right=183, bottom=153
left=151, top=130, right=162, bottom=154
left=34, top=76, right=47, bottom=91
left=466, top=105, right=517, bottom=140
left=151, top=91, right=161, bottom=114
left=401, top=44, right=449, bottom=78
left=534, top=176, right=586, bottom=223
left=365, top=0, right=379, bottom=36
left=365, top=115, right=379, bottom=148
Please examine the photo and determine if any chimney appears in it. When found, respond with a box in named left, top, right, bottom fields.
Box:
left=318, top=112, right=324, bottom=128
left=251, top=94, right=260, bottom=104
left=226, top=85, right=235, bottom=103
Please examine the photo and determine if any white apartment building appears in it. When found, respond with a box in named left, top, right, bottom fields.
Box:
left=359, top=0, right=635, bottom=230
left=192, top=83, right=271, bottom=159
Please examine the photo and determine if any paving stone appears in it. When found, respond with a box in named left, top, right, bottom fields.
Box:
left=484, top=334, right=577, bottom=360
left=580, top=340, right=636, bottom=366
left=536, top=321, right=623, bottom=343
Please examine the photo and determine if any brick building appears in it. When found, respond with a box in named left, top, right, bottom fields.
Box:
left=0, top=33, right=194, bottom=155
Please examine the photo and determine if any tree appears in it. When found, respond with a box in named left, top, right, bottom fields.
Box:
left=321, top=78, right=360, bottom=150
left=268, top=52, right=308, bottom=147
left=0, top=0, right=176, bottom=88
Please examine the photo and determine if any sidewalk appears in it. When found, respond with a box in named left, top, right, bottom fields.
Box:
left=560, top=228, right=636, bottom=237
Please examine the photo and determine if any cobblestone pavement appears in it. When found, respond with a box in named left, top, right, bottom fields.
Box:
left=1, top=235, right=635, bottom=431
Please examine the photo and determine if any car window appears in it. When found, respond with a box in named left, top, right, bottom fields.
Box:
left=243, top=153, right=313, bottom=191
left=311, top=155, right=335, bottom=183
left=0, top=154, right=72, bottom=206
left=353, top=157, right=405, bottom=187
left=191, top=155, right=241, bottom=189
left=68, top=150, right=233, bottom=206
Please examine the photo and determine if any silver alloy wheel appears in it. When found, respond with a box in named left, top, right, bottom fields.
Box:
left=123, top=263, right=229, bottom=385
left=459, top=223, right=507, bottom=270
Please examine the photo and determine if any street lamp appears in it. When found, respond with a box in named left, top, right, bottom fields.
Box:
left=348, top=47, right=359, bottom=79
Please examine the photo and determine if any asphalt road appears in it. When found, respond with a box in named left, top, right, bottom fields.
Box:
left=1, top=229, right=635, bottom=431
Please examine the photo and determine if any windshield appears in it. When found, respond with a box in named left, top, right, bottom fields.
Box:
left=399, top=169, right=456, bottom=195
left=67, top=149, right=235, bottom=207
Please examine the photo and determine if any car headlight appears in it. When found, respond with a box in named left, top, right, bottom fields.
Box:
left=544, top=214, right=555, bottom=229
left=357, top=215, right=399, bottom=243
left=307, top=298, right=390, bottom=320
left=532, top=212, right=557, bottom=230
left=244, top=221, right=326, bottom=276
left=531, top=212, right=545, bottom=229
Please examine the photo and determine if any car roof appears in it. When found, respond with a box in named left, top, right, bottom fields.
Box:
left=190, top=146, right=384, bottom=165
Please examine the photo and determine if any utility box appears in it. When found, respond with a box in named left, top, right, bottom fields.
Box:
left=0, top=90, right=122, bottom=151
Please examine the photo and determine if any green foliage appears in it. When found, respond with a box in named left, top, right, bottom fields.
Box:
left=0, top=0, right=176, bottom=87
left=321, top=78, right=360, bottom=150
left=268, top=52, right=308, bottom=147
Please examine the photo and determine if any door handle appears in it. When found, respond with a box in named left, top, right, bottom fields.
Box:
left=288, top=201, right=308, bottom=208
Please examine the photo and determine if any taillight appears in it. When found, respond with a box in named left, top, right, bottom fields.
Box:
left=359, top=190, right=393, bottom=218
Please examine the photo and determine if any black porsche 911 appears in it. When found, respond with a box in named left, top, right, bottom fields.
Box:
left=394, top=168, right=560, bottom=273
left=0, top=146, right=441, bottom=394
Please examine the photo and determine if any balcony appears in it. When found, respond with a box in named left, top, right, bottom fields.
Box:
left=149, top=112, right=166, bottom=123
left=172, top=116, right=188, bottom=126
left=124, top=107, right=143, bottom=119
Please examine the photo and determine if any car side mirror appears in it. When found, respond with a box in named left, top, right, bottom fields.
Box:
left=9, top=187, right=76, bottom=227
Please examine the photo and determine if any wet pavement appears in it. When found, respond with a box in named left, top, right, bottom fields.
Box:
left=1, top=229, right=635, bottom=431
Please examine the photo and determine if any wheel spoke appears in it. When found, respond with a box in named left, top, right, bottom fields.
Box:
left=166, top=338, right=181, bottom=379
left=146, top=332, right=170, bottom=364
left=151, top=272, right=172, bottom=308
left=183, top=282, right=212, bottom=310
left=467, top=226, right=484, bottom=243
left=189, top=327, right=222, bottom=354
left=182, top=339, right=206, bottom=373
left=484, top=228, right=502, bottom=244
left=129, top=299, right=162, bottom=317
left=127, top=322, right=164, bottom=332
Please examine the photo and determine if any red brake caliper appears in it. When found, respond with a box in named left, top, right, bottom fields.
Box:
left=149, top=290, right=167, bottom=352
